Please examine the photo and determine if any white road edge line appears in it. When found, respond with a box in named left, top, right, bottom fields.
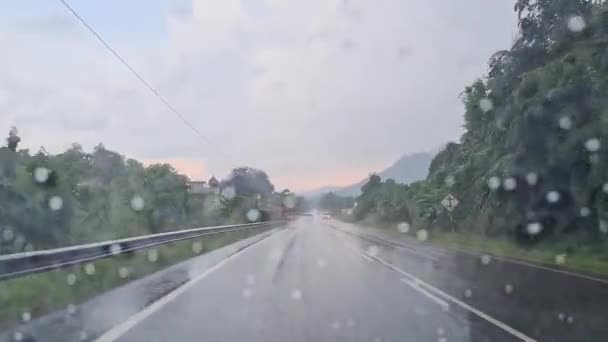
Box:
left=400, top=278, right=450, bottom=312
left=94, top=234, right=275, bottom=342
left=364, top=251, right=537, bottom=342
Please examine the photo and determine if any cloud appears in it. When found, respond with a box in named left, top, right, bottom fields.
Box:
left=0, top=0, right=516, bottom=191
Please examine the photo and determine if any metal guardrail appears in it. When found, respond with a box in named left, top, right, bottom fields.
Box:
left=0, top=221, right=284, bottom=282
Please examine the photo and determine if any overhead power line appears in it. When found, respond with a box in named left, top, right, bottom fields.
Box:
left=57, top=0, right=232, bottom=162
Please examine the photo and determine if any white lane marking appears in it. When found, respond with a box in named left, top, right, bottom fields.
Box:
left=400, top=278, right=449, bottom=312
left=94, top=233, right=278, bottom=342
left=362, top=251, right=537, bottom=342
left=336, top=222, right=608, bottom=286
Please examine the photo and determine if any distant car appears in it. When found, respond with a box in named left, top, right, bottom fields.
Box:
left=321, top=213, right=331, bottom=220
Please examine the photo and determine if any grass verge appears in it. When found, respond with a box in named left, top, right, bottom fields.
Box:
left=0, top=227, right=269, bottom=330
left=350, top=220, right=608, bottom=278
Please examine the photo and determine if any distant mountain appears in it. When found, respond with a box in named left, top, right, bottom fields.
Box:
left=304, top=151, right=436, bottom=199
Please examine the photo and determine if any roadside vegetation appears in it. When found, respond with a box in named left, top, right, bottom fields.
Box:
left=0, top=131, right=306, bottom=330
left=323, top=0, right=608, bottom=276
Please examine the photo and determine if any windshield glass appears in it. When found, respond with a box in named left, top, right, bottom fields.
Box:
left=1, top=1, right=607, bottom=341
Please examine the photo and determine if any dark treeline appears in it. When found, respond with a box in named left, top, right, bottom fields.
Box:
left=0, top=129, right=297, bottom=254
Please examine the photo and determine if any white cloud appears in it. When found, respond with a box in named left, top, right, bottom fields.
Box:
left=0, top=0, right=515, bottom=190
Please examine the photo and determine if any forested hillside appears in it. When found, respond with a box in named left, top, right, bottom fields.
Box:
left=0, top=129, right=287, bottom=254
left=354, top=0, right=608, bottom=247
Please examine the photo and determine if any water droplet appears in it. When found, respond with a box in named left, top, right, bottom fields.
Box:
left=416, top=229, right=428, bottom=242
left=585, top=138, right=600, bottom=152
left=12, top=331, right=23, bottom=342
left=505, top=284, right=514, bottom=294
left=567, top=316, right=575, bottom=324
left=487, top=177, right=500, bottom=190
left=546, top=191, right=561, bottom=203
left=66, top=273, right=77, bottom=286
left=21, top=311, right=31, bottom=322
left=555, top=254, right=567, bottom=265
left=221, top=186, right=236, bottom=200
left=330, top=321, right=341, bottom=329
left=397, top=222, right=410, bottom=233
left=118, top=267, right=130, bottom=279
left=33, top=167, right=50, bottom=183
left=192, top=241, right=203, bottom=254
left=568, top=16, right=586, bottom=33
left=479, top=98, right=494, bottom=112
left=242, top=288, right=252, bottom=299
left=558, top=312, right=565, bottom=321
left=503, top=177, right=517, bottom=191
left=2, top=228, right=14, bottom=241
left=481, top=254, right=492, bottom=265
left=291, top=289, right=302, bottom=300
left=67, top=304, right=77, bottom=315
left=603, top=183, right=608, bottom=194
left=49, top=196, right=63, bottom=211
left=245, top=274, right=256, bottom=285
left=84, top=263, right=95, bottom=276
left=147, top=249, right=159, bottom=262
left=316, top=258, right=327, bottom=269
left=438, top=338, right=447, bottom=342
left=366, top=245, right=379, bottom=257
left=580, top=207, right=591, bottom=217
left=437, top=327, right=445, bottom=336
left=464, top=289, right=473, bottom=298
left=246, top=209, right=261, bottom=222
left=599, top=220, right=608, bottom=234
left=282, top=194, right=296, bottom=209
left=109, top=243, right=122, bottom=255
left=130, top=196, right=144, bottom=211
left=346, top=318, right=355, bottom=327
left=444, top=175, right=455, bottom=187
left=525, top=172, right=538, bottom=186
left=558, top=116, right=572, bottom=130
left=526, top=222, right=543, bottom=235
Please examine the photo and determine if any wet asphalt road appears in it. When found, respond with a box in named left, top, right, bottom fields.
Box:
left=109, top=218, right=608, bottom=342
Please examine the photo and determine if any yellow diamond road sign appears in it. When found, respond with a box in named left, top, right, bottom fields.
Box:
left=441, top=193, right=459, bottom=212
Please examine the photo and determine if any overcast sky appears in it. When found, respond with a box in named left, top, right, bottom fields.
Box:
left=0, top=0, right=516, bottom=192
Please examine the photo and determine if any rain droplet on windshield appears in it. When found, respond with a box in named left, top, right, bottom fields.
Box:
left=33, top=167, right=50, bottom=183
left=558, top=116, right=572, bottom=130
left=397, top=222, right=410, bottom=233
left=222, top=186, right=236, bottom=199
left=291, top=289, right=302, bottom=300
left=367, top=245, right=379, bottom=257
left=479, top=98, right=494, bottom=112
left=567, top=16, right=586, bottom=33
left=66, top=273, right=77, bottom=286
left=526, top=222, right=543, bottom=235
left=49, top=196, right=63, bottom=211
left=417, top=229, right=428, bottom=242
left=546, top=191, right=561, bottom=203
left=246, top=209, right=261, bottom=222
left=147, top=249, right=159, bottom=262
left=487, top=177, right=500, bottom=190
left=84, top=263, right=95, bottom=275
left=503, top=177, right=517, bottom=191
left=525, top=172, right=538, bottom=186
left=481, top=254, right=492, bottom=265
left=584, top=138, right=600, bottom=152
left=192, top=241, right=203, bottom=254
left=130, top=196, right=145, bottom=211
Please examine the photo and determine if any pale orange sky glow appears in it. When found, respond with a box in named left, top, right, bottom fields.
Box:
left=143, top=157, right=384, bottom=193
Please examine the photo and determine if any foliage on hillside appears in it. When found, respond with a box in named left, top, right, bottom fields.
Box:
left=0, top=132, right=281, bottom=254
left=355, top=0, right=608, bottom=246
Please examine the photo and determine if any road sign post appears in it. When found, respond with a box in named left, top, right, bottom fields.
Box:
left=441, top=193, right=459, bottom=232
